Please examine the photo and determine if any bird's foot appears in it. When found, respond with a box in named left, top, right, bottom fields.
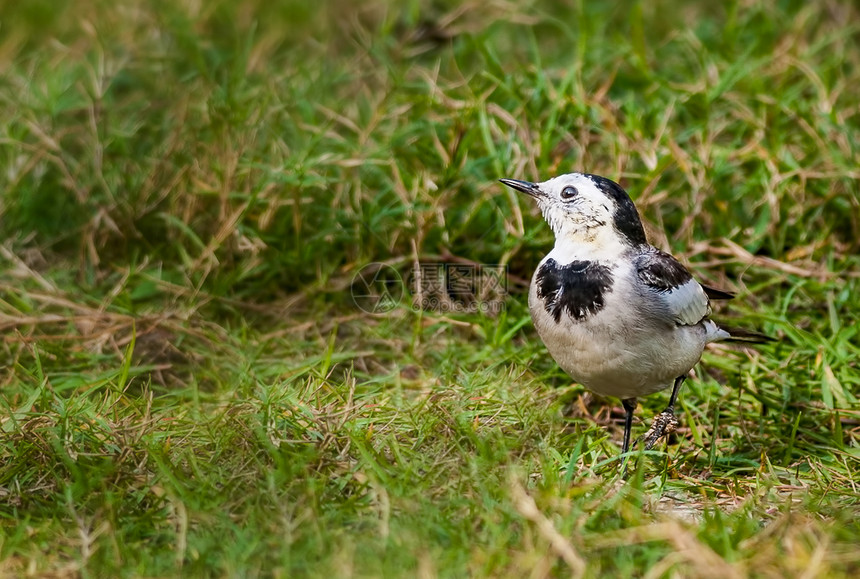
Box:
left=639, top=408, right=679, bottom=450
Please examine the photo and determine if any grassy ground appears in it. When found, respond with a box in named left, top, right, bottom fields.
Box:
left=1, top=0, right=859, bottom=576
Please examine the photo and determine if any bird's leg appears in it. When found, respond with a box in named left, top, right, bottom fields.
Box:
left=666, top=374, right=686, bottom=409
left=640, top=375, right=686, bottom=450
left=621, top=398, right=637, bottom=455
left=620, top=398, right=637, bottom=476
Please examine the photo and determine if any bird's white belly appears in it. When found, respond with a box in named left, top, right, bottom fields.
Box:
left=529, top=281, right=706, bottom=400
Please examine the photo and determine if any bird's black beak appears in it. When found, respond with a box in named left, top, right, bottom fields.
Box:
left=499, top=178, right=542, bottom=198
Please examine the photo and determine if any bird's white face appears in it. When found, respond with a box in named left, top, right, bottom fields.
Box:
left=500, top=172, right=647, bottom=257
left=531, top=173, right=616, bottom=238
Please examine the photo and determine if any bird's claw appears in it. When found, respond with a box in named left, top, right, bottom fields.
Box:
left=639, top=409, right=679, bottom=450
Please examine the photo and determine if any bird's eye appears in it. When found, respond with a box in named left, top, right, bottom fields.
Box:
left=561, top=186, right=577, bottom=200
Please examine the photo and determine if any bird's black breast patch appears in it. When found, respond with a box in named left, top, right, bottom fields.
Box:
left=535, top=259, right=614, bottom=323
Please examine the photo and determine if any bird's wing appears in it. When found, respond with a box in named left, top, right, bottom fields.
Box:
left=635, top=250, right=710, bottom=326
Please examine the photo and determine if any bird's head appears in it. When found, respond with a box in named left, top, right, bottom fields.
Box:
left=500, top=172, right=647, bottom=254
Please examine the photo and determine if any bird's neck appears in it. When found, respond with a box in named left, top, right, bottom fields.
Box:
left=550, top=227, right=632, bottom=264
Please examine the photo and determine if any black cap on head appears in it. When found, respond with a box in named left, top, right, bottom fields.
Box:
left=584, top=174, right=647, bottom=246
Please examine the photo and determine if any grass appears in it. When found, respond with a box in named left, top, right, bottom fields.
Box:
left=1, top=0, right=859, bottom=576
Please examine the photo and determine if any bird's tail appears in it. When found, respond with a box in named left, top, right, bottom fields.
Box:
left=716, top=324, right=775, bottom=344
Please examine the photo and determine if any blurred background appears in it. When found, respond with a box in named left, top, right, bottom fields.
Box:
left=1, top=0, right=859, bottom=576
left=1, top=0, right=857, bottom=309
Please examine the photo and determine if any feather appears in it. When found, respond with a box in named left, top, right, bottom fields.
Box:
left=702, top=285, right=735, bottom=300
left=635, top=249, right=709, bottom=326
left=717, top=325, right=776, bottom=343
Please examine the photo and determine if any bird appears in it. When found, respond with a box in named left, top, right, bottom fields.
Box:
left=500, top=172, right=770, bottom=464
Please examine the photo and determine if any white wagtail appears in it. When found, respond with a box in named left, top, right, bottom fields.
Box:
left=500, top=172, right=771, bottom=460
